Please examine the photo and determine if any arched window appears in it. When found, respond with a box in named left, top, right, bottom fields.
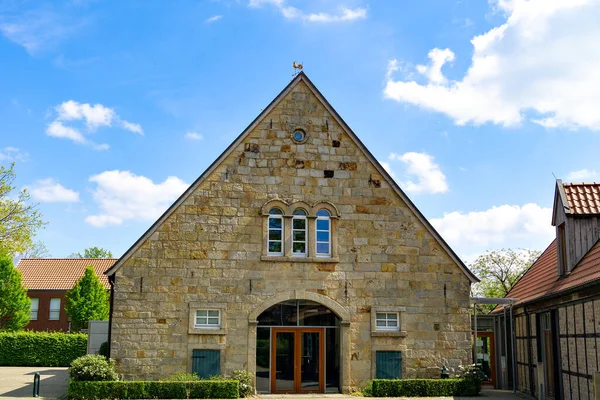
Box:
left=315, top=209, right=331, bottom=257
left=268, top=208, right=283, bottom=256
left=292, top=209, right=307, bottom=256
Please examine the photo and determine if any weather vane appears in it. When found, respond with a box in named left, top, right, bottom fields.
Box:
left=293, top=61, right=303, bottom=77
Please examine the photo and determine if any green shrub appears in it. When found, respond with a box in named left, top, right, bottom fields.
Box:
left=455, top=364, right=484, bottom=395
left=69, top=354, right=118, bottom=382
left=0, top=331, right=87, bottom=367
left=371, top=378, right=479, bottom=397
left=229, top=370, right=253, bottom=397
left=98, top=341, right=109, bottom=358
left=361, top=380, right=373, bottom=397
left=209, top=369, right=253, bottom=397
left=162, top=372, right=200, bottom=382
left=67, top=380, right=239, bottom=399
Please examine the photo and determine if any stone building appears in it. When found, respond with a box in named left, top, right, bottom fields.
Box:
left=494, top=181, right=600, bottom=400
left=105, top=72, right=478, bottom=393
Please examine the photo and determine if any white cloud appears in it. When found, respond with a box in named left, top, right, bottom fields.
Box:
left=386, top=152, right=448, bottom=194
left=384, top=0, right=600, bottom=130
left=46, top=100, right=142, bottom=148
left=205, top=15, right=223, bottom=23
left=431, top=203, right=554, bottom=258
left=84, top=215, right=122, bottom=227
left=249, top=0, right=284, bottom=7
left=305, top=7, right=367, bottom=22
left=185, top=132, right=204, bottom=140
left=566, top=169, right=600, bottom=181
left=415, top=48, right=455, bottom=85
left=0, top=9, right=81, bottom=55
left=121, top=120, right=143, bottom=135
left=93, top=143, right=110, bottom=151
left=85, top=170, right=189, bottom=227
left=380, top=161, right=396, bottom=179
left=0, top=147, right=28, bottom=162
left=46, top=121, right=85, bottom=143
left=27, top=178, right=79, bottom=203
left=56, top=100, right=115, bottom=130
left=248, top=0, right=366, bottom=22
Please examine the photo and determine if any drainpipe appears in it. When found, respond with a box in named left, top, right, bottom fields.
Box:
left=503, top=306, right=508, bottom=390
left=510, top=304, right=516, bottom=393
left=107, top=273, right=115, bottom=358
left=473, top=303, right=478, bottom=365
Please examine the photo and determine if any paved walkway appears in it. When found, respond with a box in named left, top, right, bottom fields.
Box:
left=0, top=367, right=69, bottom=399
left=0, top=368, right=527, bottom=400
left=258, top=389, right=529, bottom=399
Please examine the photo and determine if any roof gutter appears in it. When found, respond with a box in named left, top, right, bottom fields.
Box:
left=470, top=297, right=519, bottom=305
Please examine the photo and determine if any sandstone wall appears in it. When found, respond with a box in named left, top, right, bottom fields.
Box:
left=110, top=80, right=472, bottom=390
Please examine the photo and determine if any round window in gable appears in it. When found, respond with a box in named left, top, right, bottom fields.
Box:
left=292, top=129, right=306, bottom=143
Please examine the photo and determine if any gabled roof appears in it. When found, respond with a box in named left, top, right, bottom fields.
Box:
left=492, top=238, right=600, bottom=312
left=105, top=72, right=478, bottom=283
left=16, top=258, right=115, bottom=290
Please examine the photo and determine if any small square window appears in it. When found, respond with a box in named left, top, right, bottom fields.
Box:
left=375, top=312, right=399, bottom=331
left=195, top=309, right=221, bottom=329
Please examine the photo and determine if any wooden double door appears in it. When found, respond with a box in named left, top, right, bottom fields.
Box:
left=271, top=328, right=324, bottom=393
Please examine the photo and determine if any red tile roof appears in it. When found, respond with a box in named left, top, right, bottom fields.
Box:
left=492, top=239, right=600, bottom=312
left=563, top=182, right=600, bottom=215
left=15, top=258, right=116, bottom=290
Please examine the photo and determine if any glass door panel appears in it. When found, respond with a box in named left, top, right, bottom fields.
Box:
left=271, top=328, right=324, bottom=393
left=273, top=331, right=295, bottom=391
left=475, top=332, right=495, bottom=386
left=300, top=331, right=320, bottom=390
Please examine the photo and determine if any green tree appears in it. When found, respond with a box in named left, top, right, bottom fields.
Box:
left=65, top=266, right=110, bottom=330
left=0, top=251, right=31, bottom=330
left=0, top=163, right=45, bottom=254
left=470, top=248, right=541, bottom=313
left=69, top=247, right=113, bottom=258
left=15, top=241, right=51, bottom=264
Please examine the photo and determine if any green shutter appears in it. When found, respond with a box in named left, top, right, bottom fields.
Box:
left=376, top=351, right=402, bottom=379
left=192, top=350, right=221, bottom=379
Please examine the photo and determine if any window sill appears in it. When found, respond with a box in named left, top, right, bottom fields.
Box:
left=371, top=330, right=407, bottom=337
left=189, top=328, right=226, bottom=335
left=261, top=255, right=339, bottom=263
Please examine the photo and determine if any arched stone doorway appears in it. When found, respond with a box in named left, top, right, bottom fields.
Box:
left=247, top=291, right=350, bottom=394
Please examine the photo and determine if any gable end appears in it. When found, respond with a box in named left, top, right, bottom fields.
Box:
left=106, top=73, right=478, bottom=283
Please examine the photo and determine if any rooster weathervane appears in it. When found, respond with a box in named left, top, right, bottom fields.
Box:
left=293, top=61, right=303, bottom=77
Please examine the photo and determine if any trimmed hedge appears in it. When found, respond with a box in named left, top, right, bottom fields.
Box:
left=0, top=331, right=87, bottom=367
left=68, top=380, right=240, bottom=399
left=372, top=378, right=479, bottom=397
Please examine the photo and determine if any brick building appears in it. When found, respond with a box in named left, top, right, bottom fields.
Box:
left=495, top=181, right=600, bottom=400
left=106, top=72, right=478, bottom=393
left=16, top=258, right=115, bottom=331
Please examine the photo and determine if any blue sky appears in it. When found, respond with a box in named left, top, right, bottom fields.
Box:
left=1, top=0, right=599, bottom=261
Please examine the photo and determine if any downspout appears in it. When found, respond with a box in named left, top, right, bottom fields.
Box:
left=473, top=303, right=478, bottom=365
left=503, top=306, right=508, bottom=390
left=107, top=273, right=115, bottom=359
left=510, top=304, right=516, bottom=393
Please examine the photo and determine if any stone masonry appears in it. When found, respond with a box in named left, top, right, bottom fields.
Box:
left=109, top=75, right=473, bottom=392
